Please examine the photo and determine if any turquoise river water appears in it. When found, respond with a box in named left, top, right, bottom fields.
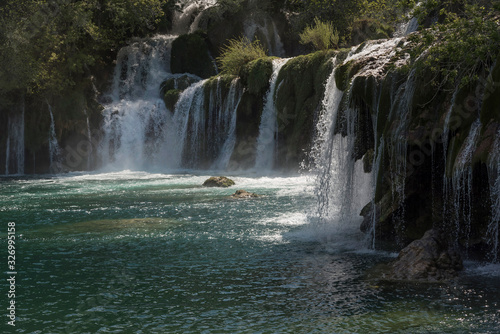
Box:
left=1, top=171, right=500, bottom=333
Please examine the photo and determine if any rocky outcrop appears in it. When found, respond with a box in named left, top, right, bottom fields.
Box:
left=384, top=229, right=463, bottom=282
left=170, top=32, right=216, bottom=79
left=202, top=176, right=235, bottom=187
left=230, top=189, right=260, bottom=199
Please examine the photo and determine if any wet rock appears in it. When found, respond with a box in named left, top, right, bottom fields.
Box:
left=230, top=189, right=260, bottom=199
left=385, top=229, right=463, bottom=282
left=202, top=176, right=235, bottom=188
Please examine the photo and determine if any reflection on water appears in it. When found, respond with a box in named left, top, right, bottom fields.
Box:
left=1, top=171, right=499, bottom=333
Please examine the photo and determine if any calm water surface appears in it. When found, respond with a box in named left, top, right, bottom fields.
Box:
left=1, top=171, right=499, bottom=333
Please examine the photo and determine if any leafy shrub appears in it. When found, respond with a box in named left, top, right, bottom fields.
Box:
left=408, top=3, right=500, bottom=89
left=299, top=18, right=339, bottom=51
left=216, top=37, right=267, bottom=75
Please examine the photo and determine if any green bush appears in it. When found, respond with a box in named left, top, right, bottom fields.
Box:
left=299, top=18, right=339, bottom=51
left=216, top=37, right=267, bottom=75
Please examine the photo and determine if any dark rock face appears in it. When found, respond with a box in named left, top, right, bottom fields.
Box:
left=230, top=189, right=259, bottom=199
left=202, top=176, right=235, bottom=187
left=170, top=32, right=216, bottom=79
left=386, top=229, right=463, bottom=282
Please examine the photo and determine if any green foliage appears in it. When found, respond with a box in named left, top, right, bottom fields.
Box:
left=299, top=18, right=339, bottom=51
left=0, top=0, right=172, bottom=104
left=286, top=0, right=365, bottom=43
left=407, top=3, right=500, bottom=90
left=216, top=37, right=267, bottom=75
left=285, top=0, right=413, bottom=46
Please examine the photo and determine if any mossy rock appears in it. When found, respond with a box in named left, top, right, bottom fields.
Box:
left=363, top=148, right=374, bottom=173
left=240, top=57, right=275, bottom=96
left=171, top=32, right=216, bottom=79
left=274, top=50, right=335, bottom=169
left=335, top=60, right=365, bottom=92
left=163, top=89, right=182, bottom=111
left=203, top=176, right=235, bottom=187
left=160, top=75, right=200, bottom=94
left=229, top=90, right=263, bottom=169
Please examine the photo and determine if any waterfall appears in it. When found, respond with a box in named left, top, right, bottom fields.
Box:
left=164, top=77, right=242, bottom=169
left=4, top=102, right=25, bottom=175
left=370, top=138, right=385, bottom=248
left=169, top=80, right=207, bottom=168
left=243, top=18, right=285, bottom=57
left=451, top=118, right=482, bottom=253
left=86, top=115, right=92, bottom=170
left=442, top=86, right=460, bottom=232
left=311, top=58, right=344, bottom=221
left=171, top=0, right=217, bottom=34
left=99, top=36, right=175, bottom=170
left=487, top=131, right=500, bottom=262
left=99, top=32, right=242, bottom=171
left=395, top=17, right=418, bottom=37
left=254, top=58, right=290, bottom=171
left=211, top=78, right=242, bottom=170
left=388, top=69, right=416, bottom=243
left=48, top=103, right=62, bottom=172
left=5, top=137, right=10, bottom=175
left=310, top=56, right=372, bottom=240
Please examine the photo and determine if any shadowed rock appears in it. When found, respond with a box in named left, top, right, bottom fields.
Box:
left=230, top=189, right=260, bottom=199
left=385, top=229, right=463, bottom=282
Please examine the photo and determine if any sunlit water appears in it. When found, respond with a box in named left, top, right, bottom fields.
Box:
left=1, top=172, right=499, bottom=333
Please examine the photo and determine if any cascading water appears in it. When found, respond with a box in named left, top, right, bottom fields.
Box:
left=254, top=58, right=290, bottom=171
left=451, top=118, right=482, bottom=253
left=210, top=78, right=242, bottom=170
left=487, top=131, right=500, bottom=262
left=171, top=0, right=217, bottom=34
left=310, top=56, right=372, bottom=241
left=370, top=138, right=385, bottom=248
left=100, top=30, right=242, bottom=171
left=388, top=69, right=416, bottom=243
left=244, top=18, right=285, bottom=57
left=442, top=86, right=460, bottom=232
left=4, top=102, right=25, bottom=175
left=85, top=113, right=92, bottom=170
left=99, top=36, right=175, bottom=170
left=164, top=76, right=242, bottom=169
left=48, top=103, right=62, bottom=172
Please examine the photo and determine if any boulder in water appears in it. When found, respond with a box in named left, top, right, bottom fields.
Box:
left=384, top=229, right=463, bottom=282
left=202, top=176, right=235, bottom=187
left=230, top=189, right=259, bottom=199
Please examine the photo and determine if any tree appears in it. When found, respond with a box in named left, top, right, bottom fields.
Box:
left=0, top=0, right=172, bottom=105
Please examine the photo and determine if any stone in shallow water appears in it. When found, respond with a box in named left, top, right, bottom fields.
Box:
left=385, top=229, right=463, bottom=282
left=230, top=189, right=260, bottom=199
left=202, top=176, right=235, bottom=187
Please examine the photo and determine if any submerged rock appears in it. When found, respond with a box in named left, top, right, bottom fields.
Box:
left=384, top=229, right=463, bottom=282
left=230, top=189, right=260, bottom=199
left=202, top=176, right=235, bottom=187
